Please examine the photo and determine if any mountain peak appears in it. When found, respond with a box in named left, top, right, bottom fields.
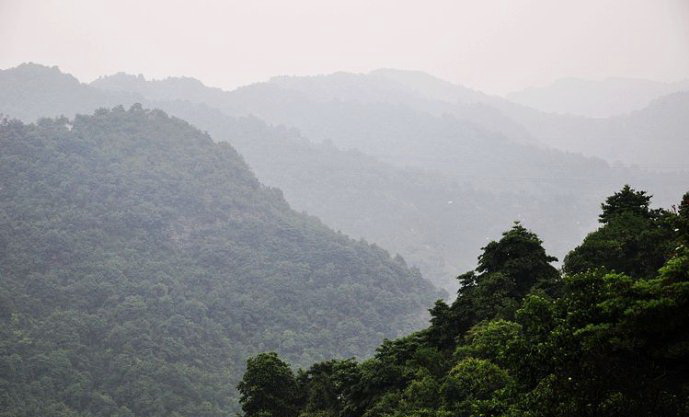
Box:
left=1, top=62, right=80, bottom=85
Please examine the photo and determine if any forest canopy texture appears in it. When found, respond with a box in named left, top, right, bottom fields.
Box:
left=0, top=101, right=687, bottom=417
left=0, top=107, right=441, bottom=417
left=238, top=186, right=689, bottom=417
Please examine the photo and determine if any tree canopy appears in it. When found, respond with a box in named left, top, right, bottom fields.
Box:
left=0, top=107, right=441, bottom=417
left=242, top=187, right=689, bottom=417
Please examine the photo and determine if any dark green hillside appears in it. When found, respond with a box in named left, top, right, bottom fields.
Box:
left=0, top=106, right=441, bottom=417
left=240, top=187, right=689, bottom=417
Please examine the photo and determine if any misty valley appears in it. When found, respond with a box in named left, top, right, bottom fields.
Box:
left=0, top=63, right=688, bottom=417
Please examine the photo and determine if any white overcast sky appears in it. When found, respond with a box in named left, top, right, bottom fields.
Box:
left=1, top=0, right=688, bottom=95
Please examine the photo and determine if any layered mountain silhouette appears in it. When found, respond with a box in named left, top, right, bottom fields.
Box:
left=1, top=63, right=686, bottom=290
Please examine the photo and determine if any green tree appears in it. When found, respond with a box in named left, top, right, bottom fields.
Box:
left=297, top=359, right=359, bottom=417
left=238, top=353, right=300, bottom=417
left=440, top=358, right=513, bottom=416
left=455, top=320, right=524, bottom=369
left=476, top=222, right=559, bottom=297
left=599, top=184, right=651, bottom=224
left=429, top=223, right=559, bottom=348
left=564, top=186, right=677, bottom=278
left=677, top=192, right=689, bottom=243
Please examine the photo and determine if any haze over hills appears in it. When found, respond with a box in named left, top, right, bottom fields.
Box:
left=0, top=61, right=686, bottom=417
left=92, top=66, right=689, bottom=171
left=507, top=77, right=689, bottom=118
left=92, top=67, right=540, bottom=147
left=89, top=63, right=687, bottom=197
left=0, top=107, right=442, bottom=416
left=523, top=91, right=689, bottom=171
left=3, top=1, right=688, bottom=415
left=249, top=70, right=689, bottom=172
left=2, top=63, right=687, bottom=291
left=89, top=67, right=689, bottom=286
left=0, top=63, right=139, bottom=122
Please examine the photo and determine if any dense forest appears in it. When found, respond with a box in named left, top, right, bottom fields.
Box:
left=1, top=64, right=687, bottom=417
left=0, top=107, right=441, bottom=417
left=238, top=186, right=689, bottom=417
left=3, top=1, right=688, bottom=416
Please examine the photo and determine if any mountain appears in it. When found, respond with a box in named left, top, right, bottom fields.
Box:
left=155, top=105, right=594, bottom=290
left=0, top=107, right=442, bottom=417
left=504, top=91, right=689, bottom=171
left=4, top=64, right=685, bottom=291
left=109, top=68, right=685, bottom=177
left=92, top=68, right=687, bottom=276
left=2, top=63, right=532, bottom=290
left=363, top=70, right=689, bottom=171
left=0, top=63, right=139, bottom=121
left=91, top=68, right=618, bottom=194
left=93, top=67, right=685, bottom=196
left=93, top=69, right=539, bottom=146
left=139, top=104, right=568, bottom=289
left=507, top=77, right=689, bottom=118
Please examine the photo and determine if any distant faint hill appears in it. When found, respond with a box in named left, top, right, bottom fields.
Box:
left=507, top=77, right=689, bottom=118
left=94, top=67, right=540, bottom=146
left=0, top=63, right=139, bottom=120
left=510, top=90, right=689, bottom=171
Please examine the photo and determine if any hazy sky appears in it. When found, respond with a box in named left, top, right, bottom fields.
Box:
left=1, top=0, right=688, bottom=95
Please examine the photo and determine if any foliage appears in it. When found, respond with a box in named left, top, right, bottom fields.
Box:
left=599, top=184, right=652, bottom=223
left=0, top=107, right=441, bottom=416
left=247, top=187, right=689, bottom=417
left=427, top=223, right=560, bottom=349
left=564, top=185, right=678, bottom=278
left=238, top=353, right=299, bottom=417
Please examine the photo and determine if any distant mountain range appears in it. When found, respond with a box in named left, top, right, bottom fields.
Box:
left=92, top=67, right=689, bottom=171
left=1, top=63, right=686, bottom=291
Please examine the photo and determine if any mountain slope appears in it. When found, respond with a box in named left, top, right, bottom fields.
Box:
left=0, top=107, right=441, bottom=417
left=154, top=103, right=596, bottom=290
left=92, top=69, right=617, bottom=195
left=2, top=64, right=683, bottom=291
left=241, top=188, right=689, bottom=417
left=93, top=68, right=685, bottom=197
left=366, top=70, right=689, bottom=171
left=0, top=64, right=594, bottom=289
left=104, top=66, right=687, bottom=173
left=0, top=63, right=139, bottom=121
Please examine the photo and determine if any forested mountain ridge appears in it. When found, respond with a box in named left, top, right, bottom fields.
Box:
left=1, top=63, right=685, bottom=292
left=238, top=187, right=689, bottom=417
left=0, top=107, right=442, bottom=417
left=88, top=65, right=687, bottom=272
